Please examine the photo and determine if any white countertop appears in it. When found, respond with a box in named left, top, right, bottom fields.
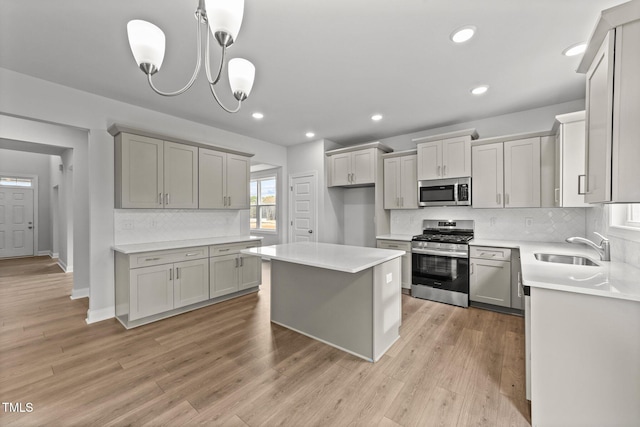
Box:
left=113, top=235, right=262, bottom=254
left=471, top=239, right=640, bottom=302
left=376, top=234, right=414, bottom=242
left=241, top=242, right=405, bottom=274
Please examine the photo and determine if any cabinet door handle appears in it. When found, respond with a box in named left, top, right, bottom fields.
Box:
left=219, top=248, right=230, bottom=252
left=235, top=257, right=239, bottom=268
left=479, top=252, right=496, bottom=257
left=176, top=267, right=180, bottom=280
left=438, top=165, right=442, bottom=176
left=228, top=196, right=231, bottom=206
left=443, top=165, right=447, bottom=176
left=470, top=263, right=474, bottom=275
left=169, top=268, right=173, bottom=281
left=497, top=193, right=502, bottom=205
left=400, top=197, right=404, bottom=207
left=145, top=257, right=161, bottom=261
left=159, top=193, right=163, bottom=205
left=554, top=188, right=560, bottom=203
left=239, top=257, right=244, bottom=267
left=165, top=193, right=170, bottom=205
left=578, top=174, right=586, bottom=195
left=505, top=194, right=509, bottom=206
left=185, top=252, right=199, bottom=257
left=517, top=272, right=522, bottom=297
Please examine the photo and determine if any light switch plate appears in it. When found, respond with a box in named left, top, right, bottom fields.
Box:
left=386, top=273, right=393, bottom=283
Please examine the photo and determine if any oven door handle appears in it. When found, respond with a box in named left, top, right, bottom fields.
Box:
left=412, top=248, right=468, bottom=258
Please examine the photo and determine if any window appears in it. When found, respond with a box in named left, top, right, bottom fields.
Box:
left=250, top=177, right=277, bottom=231
left=609, top=203, right=640, bottom=242
left=0, top=177, right=33, bottom=187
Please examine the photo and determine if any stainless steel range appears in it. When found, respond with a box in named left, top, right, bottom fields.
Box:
left=411, top=219, right=474, bottom=308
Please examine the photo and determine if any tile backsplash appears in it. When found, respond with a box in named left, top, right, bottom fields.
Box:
left=587, top=204, right=640, bottom=266
left=391, top=207, right=588, bottom=242
left=114, top=209, right=249, bottom=245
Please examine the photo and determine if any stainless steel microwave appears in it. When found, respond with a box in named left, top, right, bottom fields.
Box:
left=418, top=177, right=471, bottom=207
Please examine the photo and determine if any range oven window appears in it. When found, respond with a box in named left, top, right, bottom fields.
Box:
left=412, top=252, right=469, bottom=294
left=420, top=185, right=455, bottom=203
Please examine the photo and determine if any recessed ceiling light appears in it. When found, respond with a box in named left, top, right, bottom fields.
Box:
left=471, top=85, right=489, bottom=95
left=450, top=26, right=476, bottom=43
left=562, top=42, right=587, bottom=57
left=252, top=112, right=264, bottom=119
left=371, top=114, right=383, bottom=121
left=305, top=132, right=315, bottom=138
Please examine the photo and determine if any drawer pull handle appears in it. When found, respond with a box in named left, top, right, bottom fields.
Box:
left=145, top=257, right=161, bottom=261
left=219, top=249, right=230, bottom=252
left=185, top=252, right=199, bottom=256
left=388, top=245, right=398, bottom=248
left=479, top=252, right=496, bottom=257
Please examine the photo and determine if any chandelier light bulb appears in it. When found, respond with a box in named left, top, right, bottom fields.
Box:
left=127, top=20, right=166, bottom=73
left=205, top=0, right=245, bottom=46
left=229, top=58, right=255, bottom=100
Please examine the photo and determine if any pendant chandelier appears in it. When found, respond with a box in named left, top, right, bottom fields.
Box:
left=126, top=0, right=255, bottom=113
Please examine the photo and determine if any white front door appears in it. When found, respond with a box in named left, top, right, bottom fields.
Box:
left=289, top=172, right=317, bottom=243
left=0, top=187, right=35, bottom=258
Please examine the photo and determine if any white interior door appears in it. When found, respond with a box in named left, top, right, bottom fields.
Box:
left=289, top=172, right=317, bottom=243
left=0, top=187, right=35, bottom=258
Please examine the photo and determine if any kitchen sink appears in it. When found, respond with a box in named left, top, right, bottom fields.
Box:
left=534, top=253, right=599, bottom=266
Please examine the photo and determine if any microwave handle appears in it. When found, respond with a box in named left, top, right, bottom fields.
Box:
left=453, top=182, right=459, bottom=203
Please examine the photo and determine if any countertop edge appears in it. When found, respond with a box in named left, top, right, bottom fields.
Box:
left=113, top=235, right=262, bottom=254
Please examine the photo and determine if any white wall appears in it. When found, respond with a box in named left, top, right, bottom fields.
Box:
left=0, top=149, right=52, bottom=254
left=375, top=99, right=585, bottom=151
left=287, top=139, right=344, bottom=244
left=0, top=67, right=287, bottom=323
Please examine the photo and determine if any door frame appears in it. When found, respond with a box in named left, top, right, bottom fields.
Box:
left=288, top=171, right=318, bottom=243
left=0, top=171, right=38, bottom=257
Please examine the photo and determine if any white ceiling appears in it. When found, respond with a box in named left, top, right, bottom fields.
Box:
left=0, top=0, right=625, bottom=147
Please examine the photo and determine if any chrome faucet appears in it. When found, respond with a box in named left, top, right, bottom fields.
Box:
left=566, top=232, right=610, bottom=261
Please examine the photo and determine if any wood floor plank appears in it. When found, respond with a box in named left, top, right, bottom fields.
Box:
left=0, top=256, right=531, bottom=426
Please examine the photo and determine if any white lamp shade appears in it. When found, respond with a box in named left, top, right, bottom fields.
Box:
left=127, top=20, right=165, bottom=70
left=205, top=0, right=244, bottom=42
left=228, top=58, right=255, bottom=97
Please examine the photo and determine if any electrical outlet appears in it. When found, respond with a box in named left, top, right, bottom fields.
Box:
left=525, top=217, right=533, bottom=227
left=490, top=217, right=497, bottom=226
left=123, top=220, right=134, bottom=230
left=386, top=273, right=393, bottom=283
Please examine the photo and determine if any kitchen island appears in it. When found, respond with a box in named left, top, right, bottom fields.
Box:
left=242, top=242, right=404, bottom=362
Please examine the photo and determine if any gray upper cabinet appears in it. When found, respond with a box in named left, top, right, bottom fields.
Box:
left=199, top=149, right=250, bottom=209
left=578, top=3, right=640, bottom=203
left=383, top=151, right=418, bottom=209
left=472, top=133, right=545, bottom=209
left=553, top=111, right=589, bottom=207
left=413, top=129, right=478, bottom=180
left=116, top=134, right=198, bottom=209
left=326, top=142, right=393, bottom=188
left=110, top=125, right=253, bottom=210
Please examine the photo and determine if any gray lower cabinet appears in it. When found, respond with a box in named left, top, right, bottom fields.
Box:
left=209, top=241, right=262, bottom=298
left=470, top=246, right=512, bottom=308
left=115, top=239, right=261, bottom=328
left=376, top=239, right=411, bottom=290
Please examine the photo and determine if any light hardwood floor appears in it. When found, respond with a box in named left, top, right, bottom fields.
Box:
left=0, top=256, right=531, bottom=426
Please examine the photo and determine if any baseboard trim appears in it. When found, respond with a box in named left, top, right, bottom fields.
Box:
left=70, top=287, right=89, bottom=299
left=86, top=306, right=115, bottom=324
left=49, top=252, right=59, bottom=259
left=37, top=250, right=50, bottom=256
left=57, top=259, right=73, bottom=273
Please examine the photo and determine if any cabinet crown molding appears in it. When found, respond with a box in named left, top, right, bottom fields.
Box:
left=108, top=124, right=254, bottom=158
left=382, top=149, right=417, bottom=159
left=472, top=130, right=553, bottom=147
left=577, top=0, right=640, bottom=73
left=325, top=141, right=393, bottom=156
left=411, top=128, right=478, bottom=143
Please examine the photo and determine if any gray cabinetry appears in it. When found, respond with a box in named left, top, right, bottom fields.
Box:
left=199, top=148, right=250, bottom=209
left=413, top=129, right=477, bottom=180
left=328, top=148, right=378, bottom=186
left=578, top=3, right=640, bottom=203
left=376, top=239, right=411, bottom=290
left=553, top=111, right=588, bottom=207
left=209, top=241, right=262, bottom=298
left=114, top=238, right=261, bottom=328
left=115, top=133, right=198, bottom=209
left=383, top=151, right=418, bottom=209
left=470, top=246, right=511, bottom=308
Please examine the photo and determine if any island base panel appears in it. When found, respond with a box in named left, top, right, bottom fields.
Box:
left=270, top=258, right=401, bottom=362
